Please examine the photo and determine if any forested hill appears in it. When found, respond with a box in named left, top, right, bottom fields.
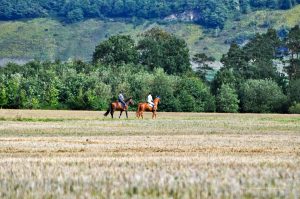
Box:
left=1, top=0, right=300, bottom=28
left=0, top=0, right=300, bottom=63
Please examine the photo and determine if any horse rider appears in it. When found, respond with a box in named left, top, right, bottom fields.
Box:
left=147, top=92, right=155, bottom=109
left=118, top=90, right=126, bottom=109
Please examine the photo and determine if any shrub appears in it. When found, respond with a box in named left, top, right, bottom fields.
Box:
left=289, top=103, right=300, bottom=114
left=288, top=79, right=300, bottom=103
left=177, top=76, right=215, bottom=112
left=239, top=79, right=287, bottom=113
left=216, top=84, right=239, bottom=113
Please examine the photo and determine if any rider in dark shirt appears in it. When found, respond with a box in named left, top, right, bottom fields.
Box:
left=118, top=91, right=126, bottom=109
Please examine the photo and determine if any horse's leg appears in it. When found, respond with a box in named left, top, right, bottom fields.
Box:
left=119, top=110, right=123, bottom=119
left=111, top=109, right=115, bottom=119
left=125, top=110, right=128, bottom=119
left=136, top=105, right=140, bottom=119
left=137, top=109, right=141, bottom=119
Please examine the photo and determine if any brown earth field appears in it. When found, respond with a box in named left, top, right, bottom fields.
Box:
left=0, top=109, right=299, bottom=198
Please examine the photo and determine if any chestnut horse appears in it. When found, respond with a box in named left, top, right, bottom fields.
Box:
left=104, top=97, right=134, bottom=119
left=136, top=97, right=160, bottom=119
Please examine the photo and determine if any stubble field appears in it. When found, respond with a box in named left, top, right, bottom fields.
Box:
left=0, top=109, right=299, bottom=198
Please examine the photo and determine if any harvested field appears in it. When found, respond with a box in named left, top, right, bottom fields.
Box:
left=0, top=109, right=299, bottom=198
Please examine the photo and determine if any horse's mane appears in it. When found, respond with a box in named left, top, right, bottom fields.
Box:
left=125, top=97, right=132, bottom=102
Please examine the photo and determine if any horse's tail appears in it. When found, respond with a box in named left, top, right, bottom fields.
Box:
left=136, top=103, right=141, bottom=117
left=103, top=104, right=111, bottom=116
left=136, top=103, right=144, bottom=118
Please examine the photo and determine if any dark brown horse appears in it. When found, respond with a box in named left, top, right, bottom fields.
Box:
left=136, top=97, right=160, bottom=119
left=104, top=97, right=134, bottom=119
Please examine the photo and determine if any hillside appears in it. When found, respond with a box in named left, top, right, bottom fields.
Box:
left=0, top=4, right=300, bottom=64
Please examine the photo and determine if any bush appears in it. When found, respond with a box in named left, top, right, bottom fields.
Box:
left=177, top=76, right=215, bottom=112
left=150, top=68, right=177, bottom=111
left=216, top=84, right=239, bottom=113
left=67, top=8, right=84, bottom=23
left=288, top=79, right=300, bottom=103
left=239, top=79, right=287, bottom=113
left=289, top=103, right=300, bottom=114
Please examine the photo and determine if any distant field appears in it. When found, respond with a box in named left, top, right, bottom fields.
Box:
left=0, top=109, right=299, bottom=198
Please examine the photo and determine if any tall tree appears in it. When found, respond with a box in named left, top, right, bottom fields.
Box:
left=0, top=83, right=8, bottom=108
left=285, top=25, right=300, bottom=79
left=244, top=29, right=281, bottom=79
left=221, top=42, right=249, bottom=78
left=93, top=35, right=138, bottom=65
left=192, top=53, right=214, bottom=81
left=216, top=84, right=239, bottom=113
left=138, top=28, right=191, bottom=75
left=279, top=0, right=293, bottom=9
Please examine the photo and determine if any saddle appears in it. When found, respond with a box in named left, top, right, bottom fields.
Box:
left=148, top=103, right=156, bottom=110
left=118, top=102, right=127, bottom=109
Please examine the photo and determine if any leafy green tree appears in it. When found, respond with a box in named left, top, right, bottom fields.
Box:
left=243, top=29, right=282, bottom=80
left=0, top=0, right=299, bottom=25
left=67, top=8, right=84, bottom=22
left=138, top=28, right=191, bottom=75
left=240, top=0, right=252, bottom=13
left=216, top=84, right=239, bottom=113
left=177, top=76, right=215, bottom=112
left=129, top=71, right=154, bottom=102
left=239, top=79, right=287, bottom=113
left=112, top=0, right=125, bottom=16
left=211, top=68, right=238, bottom=95
left=44, top=84, right=59, bottom=108
left=221, top=42, right=249, bottom=78
left=93, top=35, right=138, bottom=65
left=177, top=90, right=195, bottom=112
left=19, top=87, right=40, bottom=109
left=90, top=82, right=112, bottom=110
left=196, top=1, right=227, bottom=28
left=7, top=74, right=22, bottom=108
left=250, top=0, right=266, bottom=7
left=279, top=0, right=293, bottom=9
left=68, top=87, right=86, bottom=110
left=0, top=83, right=8, bottom=108
left=288, top=79, right=300, bottom=103
left=289, top=102, right=300, bottom=113
left=150, top=68, right=178, bottom=111
left=266, top=0, right=278, bottom=8
left=192, top=53, right=214, bottom=81
left=0, top=0, right=13, bottom=19
left=285, top=25, right=300, bottom=80
left=221, top=30, right=285, bottom=90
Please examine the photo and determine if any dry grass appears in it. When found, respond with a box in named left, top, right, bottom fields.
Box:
left=0, top=109, right=299, bottom=198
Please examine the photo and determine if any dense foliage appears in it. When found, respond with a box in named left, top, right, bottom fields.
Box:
left=93, top=28, right=191, bottom=75
left=213, top=25, right=300, bottom=113
left=93, top=35, right=138, bottom=65
left=216, top=84, right=239, bottom=113
left=0, top=62, right=214, bottom=112
left=239, top=79, right=287, bottom=113
left=0, top=0, right=299, bottom=28
left=1, top=26, right=300, bottom=113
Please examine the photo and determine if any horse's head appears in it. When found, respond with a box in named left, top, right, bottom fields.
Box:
left=126, top=97, right=134, bottom=106
left=154, top=96, right=161, bottom=104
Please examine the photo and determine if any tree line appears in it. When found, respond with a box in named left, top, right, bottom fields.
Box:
left=0, top=0, right=299, bottom=28
left=0, top=26, right=300, bottom=113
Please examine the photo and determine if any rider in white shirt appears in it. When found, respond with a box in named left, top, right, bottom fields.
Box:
left=147, top=92, right=155, bottom=108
